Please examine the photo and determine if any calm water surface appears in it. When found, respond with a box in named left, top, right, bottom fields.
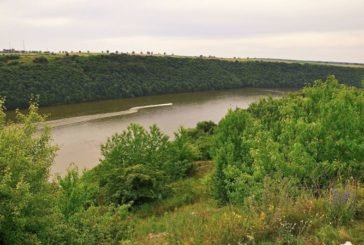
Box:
left=33, top=88, right=289, bottom=175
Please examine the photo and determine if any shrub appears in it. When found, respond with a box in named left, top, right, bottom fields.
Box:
left=33, top=56, right=49, bottom=64
left=166, top=127, right=199, bottom=179
left=87, top=124, right=198, bottom=206
left=211, top=76, right=364, bottom=204
left=57, top=165, right=96, bottom=219
left=63, top=205, right=131, bottom=244
left=0, top=101, right=59, bottom=243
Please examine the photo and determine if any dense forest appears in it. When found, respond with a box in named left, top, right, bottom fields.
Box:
left=0, top=53, right=364, bottom=109
left=1, top=76, right=363, bottom=244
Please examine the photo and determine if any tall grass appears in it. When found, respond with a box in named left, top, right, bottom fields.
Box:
left=124, top=162, right=364, bottom=244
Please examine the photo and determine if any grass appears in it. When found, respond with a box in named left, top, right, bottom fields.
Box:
left=118, top=161, right=364, bottom=244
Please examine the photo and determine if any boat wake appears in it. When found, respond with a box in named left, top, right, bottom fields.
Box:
left=40, top=103, right=173, bottom=128
left=260, top=89, right=286, bottom=94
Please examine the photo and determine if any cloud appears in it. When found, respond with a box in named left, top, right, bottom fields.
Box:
left=0, top=0, right=363, bottom=62
left=22, top=17, right=72, bottom=27
left=77, top=30, right=363, bottom=62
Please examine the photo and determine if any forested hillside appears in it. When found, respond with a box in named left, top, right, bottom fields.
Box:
left=0, top=53, right=363, bottom=109
left=1, top=77, right=364, bottom=244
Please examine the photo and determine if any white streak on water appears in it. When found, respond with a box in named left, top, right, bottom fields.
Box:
left=40, top=103, right=173, bottom=128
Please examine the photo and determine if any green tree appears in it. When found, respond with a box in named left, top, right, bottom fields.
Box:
left=91, top=124, right=171, bottom=205
left=0, top=101, right=60, bottom=243
left=57, top=164, right=96, bottom=220
left=166, top=127, right=199, bottom=179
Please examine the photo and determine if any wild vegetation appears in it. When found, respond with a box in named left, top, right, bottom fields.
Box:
left=0, top=53, right=363, bottom=109
left=0, top=76, right=363, bottom=244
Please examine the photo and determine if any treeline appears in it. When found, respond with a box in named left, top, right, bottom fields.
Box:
left=0, top=54, right=363, bottom=109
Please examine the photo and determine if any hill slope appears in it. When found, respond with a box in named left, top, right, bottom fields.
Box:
left=0, top=53, right=363, bottom=109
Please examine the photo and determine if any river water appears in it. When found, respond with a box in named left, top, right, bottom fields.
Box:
left=33, top=88, right=288, bottom=175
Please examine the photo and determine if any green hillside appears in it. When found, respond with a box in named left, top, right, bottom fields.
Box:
left=1, top=53, right=363, bottom=109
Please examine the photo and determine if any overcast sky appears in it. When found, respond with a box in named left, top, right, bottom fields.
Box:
left=1, top=0, right=363, bottom=63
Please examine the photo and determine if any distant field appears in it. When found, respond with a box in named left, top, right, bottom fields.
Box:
left=249, top=57, right=364, bottom=68
left=1, top=52, right=363, bottom=68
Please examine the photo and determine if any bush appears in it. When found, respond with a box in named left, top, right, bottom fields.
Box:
left=0, top=55, right=19, bottom=62
left=33, top=56, right=49, bottom=64
left=92, top=124, right=171, bottom=205
left=87, top=124, right=198, bottom=206
left=62, top=205, right=131, bottom=244
left=0, top=101, right=60, bottom=243
left=166, top=127, right=199, bottom=179
left=57, top=165, right=96, bottom=219
left=185, top=121, right=217, bottom=160
left=211, top=76, right=364, bottom=204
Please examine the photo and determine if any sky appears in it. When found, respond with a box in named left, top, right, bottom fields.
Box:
left=1, top=0, right=364, bottom=63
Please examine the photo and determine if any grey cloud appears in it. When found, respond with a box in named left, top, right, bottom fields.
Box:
left=0, top=0, right=363, bottom=62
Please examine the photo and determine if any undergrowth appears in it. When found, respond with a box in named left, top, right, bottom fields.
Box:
left=125, top=161, right=364, bottom=244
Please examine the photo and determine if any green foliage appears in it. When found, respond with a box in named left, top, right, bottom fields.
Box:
left=212, top=109, right=255, bottom=203
left=212, top=76, right=364, bottom=204
left=184, top=121, right=217, bottom=160
left=57, top=164, right=96, bottom=220
left=62, top=205, right=131, bottom=244
left=193, top=121, right=217, bottom=137
left=100, top=124, right=170, bottom=170
left=135, top=173, right=207, bottom=218
left=32, top=56, right=48, bottom=64
left=0, top=101, right=134, bottom=244
left=0, top=101, right=59, bottom=243
left=94, top=124, right=170, bottom=205
left=0, top=55, right=20, bottom=63
left=131, top=172, right=364, bottom=244
left=166, top=127, right=199, bottom=179
left=102, top=163, right=167, bottom=205
left=88, top=124, right=197, bottom=206
left=1, top=54, right=363, bottom=109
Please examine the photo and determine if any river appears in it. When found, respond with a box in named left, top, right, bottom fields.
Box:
left=32, top=88, right=289, bottom=175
